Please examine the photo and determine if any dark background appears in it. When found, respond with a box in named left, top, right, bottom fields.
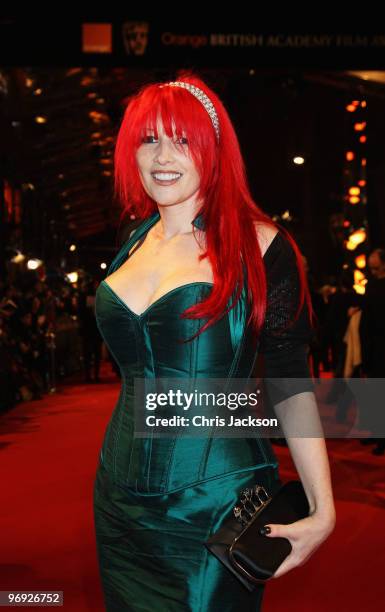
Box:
left=1, top=18, right=385, bottom=286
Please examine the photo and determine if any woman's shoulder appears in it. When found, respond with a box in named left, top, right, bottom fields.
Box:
left=253, top=221, right=299, bottom=280
left=253, top=220, right=290, bottom=261
left=253, top=221, right=279, bottom=256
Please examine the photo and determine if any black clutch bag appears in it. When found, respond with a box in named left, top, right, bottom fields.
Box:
left=204, top=480, right=309, bottom=592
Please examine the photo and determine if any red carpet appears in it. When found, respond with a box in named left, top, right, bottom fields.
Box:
left=0, top=361, right=384, bottom=611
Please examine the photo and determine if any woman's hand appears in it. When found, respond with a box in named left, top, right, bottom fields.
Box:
left=262, top=511, right=336, bottom=579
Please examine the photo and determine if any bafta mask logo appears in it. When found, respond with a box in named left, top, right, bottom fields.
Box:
left=122, top=22, right=149, bottom=56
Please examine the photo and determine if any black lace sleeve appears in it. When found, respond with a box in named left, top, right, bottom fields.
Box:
left=258, top=232, right=315, bottom=405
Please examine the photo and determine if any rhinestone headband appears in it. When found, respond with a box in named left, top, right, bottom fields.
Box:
left=159, top=81, right=220, bottom=141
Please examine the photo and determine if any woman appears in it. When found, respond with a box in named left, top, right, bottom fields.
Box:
left=93, top=71, right=336, bottom=611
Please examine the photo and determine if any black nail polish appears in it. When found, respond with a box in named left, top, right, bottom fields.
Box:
left=259, top=526, right=271, bottom=536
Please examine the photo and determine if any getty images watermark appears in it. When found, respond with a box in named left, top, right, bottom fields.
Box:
left=144, top=385, right=278, bottom=429
left=131, top=377, right=385, bottom=439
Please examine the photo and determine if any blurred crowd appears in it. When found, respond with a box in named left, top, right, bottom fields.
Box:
left=307, top=247, right=385, bottom=454
left=0, top=276, right=112, bottom=412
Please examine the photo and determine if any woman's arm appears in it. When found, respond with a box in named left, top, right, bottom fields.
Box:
left=263, top=379, right=336, bottom=581
left=256, top=225, right=336, bottom=577
left=263, top=401, right=336, bottom=579
left=274, top=392, right=336, bottom=523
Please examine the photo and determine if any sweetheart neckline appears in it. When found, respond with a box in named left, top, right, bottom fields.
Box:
left=101, top=228, right=282, bottom=319
left=101, top=280, right=214, bottom=319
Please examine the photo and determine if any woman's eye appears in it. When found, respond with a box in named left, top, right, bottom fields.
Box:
left=175, top=137, right=188, bottom=145
left=142, top=135, right=157, bottom=144
left=140, top=135, right=188, bottom=146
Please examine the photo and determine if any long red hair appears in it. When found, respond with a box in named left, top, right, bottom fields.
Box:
left=114, top=70, right=314, bottom=343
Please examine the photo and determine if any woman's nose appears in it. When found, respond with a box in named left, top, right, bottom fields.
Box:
left=153, top=138, right=174, bottom=164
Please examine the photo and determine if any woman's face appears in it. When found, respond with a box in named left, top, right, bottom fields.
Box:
left=135, top=119, right=201, bottom=208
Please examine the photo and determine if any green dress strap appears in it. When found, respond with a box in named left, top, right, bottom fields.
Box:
left=106, top=212, right=160, bottom=276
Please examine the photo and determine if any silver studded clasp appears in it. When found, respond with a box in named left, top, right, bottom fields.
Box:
left=233, top=484, right=270, bottom=524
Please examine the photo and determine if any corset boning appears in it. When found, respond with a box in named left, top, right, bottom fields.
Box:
left=95, top=281, right=278, bottom=494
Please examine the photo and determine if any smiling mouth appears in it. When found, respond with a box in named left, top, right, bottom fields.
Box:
left=151, top=172, right=183, bottom=185
left=151, top=172, right=182, bottom=180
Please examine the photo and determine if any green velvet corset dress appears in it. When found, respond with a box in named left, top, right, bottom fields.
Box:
left=93, top=211, right=312, bottom=611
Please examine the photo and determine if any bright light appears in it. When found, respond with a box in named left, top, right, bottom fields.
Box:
left=293, top=156, right=305, bottom=165
left=353, top=283, right=366, bottom=295
left=355, top=254, right=366, bottom=269
left=100, top=262, right=107, bottom=270
left=354, top=122, right=366, bottom=131
left=67, top=272, right=78, bottom=283
left=359, top=135, right=367, bottom=143
left=346, top=104, right=356, bottom=112
left=281, top=210, right=292, bottom=221
left=27, top=258, right=43, bottom=270
left=346, top=229, right=367, bottom=250
left=35, top=116, right=47, bottom=124
left=69, top=244, right=77, bottom=252
left=349, top=196, right=360, bottom=204
left=11, top=251, right=25, bottom=264
left=346, top=151, right=355, bottom=161
left=349, top=187, right=360, bottom=195
left=353, top=269, right=367, bottom=294
left=33, top=88, right=43, bottom=95
left=354, top=269, right=365, bottom=283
